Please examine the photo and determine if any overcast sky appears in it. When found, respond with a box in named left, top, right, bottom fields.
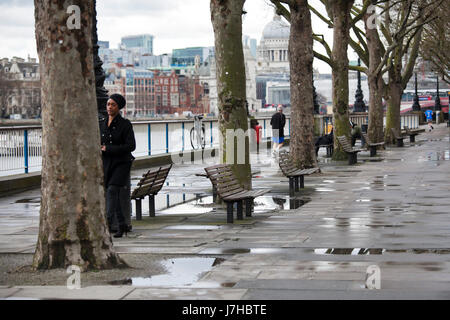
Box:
left=0, top=0, right=362, bottom=73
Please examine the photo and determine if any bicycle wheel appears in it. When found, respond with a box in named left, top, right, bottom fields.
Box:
left=200, top=126, right=206, bottom=149
left=190, top=127, right=198, bottom=149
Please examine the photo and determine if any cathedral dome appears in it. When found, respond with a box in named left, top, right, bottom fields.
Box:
left=262, top=15, right=290, bottom=40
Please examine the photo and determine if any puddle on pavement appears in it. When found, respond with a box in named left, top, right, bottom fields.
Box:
left=163, top=225, right=223, bottom=231
left=271, top=196, right=310, bottom=210
left=315, top=187, right=336, bottom=192
left=253, top=196, right=309, bottom=212
left=199, top=247, right=285, bottom=255
left=355, top=199, right=384, bottom=202
left=418, top=151, right=450, bottom=162
left=14, top=198, right=40, bottom=204
left=158, top=195, right=214, bottom=215
left=109, top=257, right=220, bottom=287
left=362, top=159, right=383, bottom=162
left=313, top=248, right=450, bottom=255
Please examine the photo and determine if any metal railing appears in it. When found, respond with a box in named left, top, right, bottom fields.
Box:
left=0, top=113, right=419, bottom=176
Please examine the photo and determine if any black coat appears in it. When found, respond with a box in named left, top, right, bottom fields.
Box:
left=100, top=114, right=136, bottom=187
left=270, top=112, right=286, bottom=138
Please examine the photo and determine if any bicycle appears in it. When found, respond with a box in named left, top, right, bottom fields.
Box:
left=190, top=115, right=206, bottom=150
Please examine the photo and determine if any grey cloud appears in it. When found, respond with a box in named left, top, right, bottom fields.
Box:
left=97, top=0, right=184, bottom=17
left=0, top=0, right=32, bottom=7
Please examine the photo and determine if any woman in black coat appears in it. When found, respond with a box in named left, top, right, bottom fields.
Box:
left=100, top=94, right=136, bottom=238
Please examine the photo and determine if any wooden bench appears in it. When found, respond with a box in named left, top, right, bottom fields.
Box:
left=390, top=128, right=405, bottom=147
left=361, top=132, right=385, bottom=157
left=279, top=151, right=320, bottom=196
left=131, top=164, right=172, bottom=220
left=402, top=126, right=420, bottom=142
left=204, top=164, right=270, bottom=223
left=337, top=135, right=365, bottom=165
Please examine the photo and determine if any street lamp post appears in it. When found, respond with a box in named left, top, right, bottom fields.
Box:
left=411, top=72, right=421, bottom=111
left=92, top=0, right=109, bottom=121
left=434, top=75, right=441, bottom=111
left=353, top=58, right=366, bottom=113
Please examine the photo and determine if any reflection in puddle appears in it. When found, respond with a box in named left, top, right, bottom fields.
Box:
left=158, top=196, right=214, bottom=215
left=199, top=247, right=284, bottom=255
left=110, top=257, right=218, bottom=287
left=314, top=248, right=450, bottom=255
left=315, top=188, right=336, bottom=192
left=418, top=151, right=450, bottom=162
left=164, top=225, right=222, bottom=230
left=15, top=198, right=40, bottom=204
left=272, top=197, right=310, bottom=210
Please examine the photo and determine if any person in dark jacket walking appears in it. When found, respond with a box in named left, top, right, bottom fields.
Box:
left=100, top=94, right=136, bottom=238
left=270, top=105, right=286, bottom=156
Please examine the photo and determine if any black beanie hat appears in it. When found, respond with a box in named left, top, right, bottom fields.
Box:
left=109, top=94, right=126, bottom=109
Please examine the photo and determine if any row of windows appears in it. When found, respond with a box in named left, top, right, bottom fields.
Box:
left=134, top=86, right=179, bottom=93
left=134, top=78, right=178, bottom=85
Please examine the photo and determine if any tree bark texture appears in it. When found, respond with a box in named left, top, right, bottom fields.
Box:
left=330, top=0, right=354, bottom=160
left=33, top=0, right=125, bottom=270
left=385, top=73, right=403, bottom=144
left=364, top=12, right=385, bottom=144
left=288, top=0, right=317, bottom=168
left=211, top=0, right=251, bottom=189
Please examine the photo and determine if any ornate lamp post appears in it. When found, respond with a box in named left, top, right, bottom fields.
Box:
left=434, top=74, right=441, bottom=111
left=353, top=57, right=366, bottom=113
left=411, top=72, right=421, bottom=111
left=92, top=0, right=109, bottom=121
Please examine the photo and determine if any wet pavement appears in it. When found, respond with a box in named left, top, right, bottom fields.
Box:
left=0, top=124, right=449, bottom=299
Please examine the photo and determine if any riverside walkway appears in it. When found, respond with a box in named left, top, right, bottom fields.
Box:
left=0, top=124, right=449, bottom=300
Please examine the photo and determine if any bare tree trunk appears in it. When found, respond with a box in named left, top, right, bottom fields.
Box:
left=330, top=0, right=354, bottom=160
left=33, top=0, right=125, bottom=270
left=288, top=0, right=317, bottom=168
left=364, top=12, right=384, bottom=144
left=211, top=0, right=251, bottom=189
left=384, top=77, right=403, bottom=144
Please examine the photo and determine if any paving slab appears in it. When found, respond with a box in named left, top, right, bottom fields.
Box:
left=6, top=286, right=135, bottom=300
left=124, top=288, right=247, bottom=300
left=1, top=124, right=449, bottom=299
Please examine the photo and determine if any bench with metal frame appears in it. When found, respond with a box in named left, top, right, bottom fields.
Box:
left=131, top=164, right=172, bottom=220
left=204, top=164, right=270, bottom=223
left=361, top=132, right=385, bottom=157
left=337, top=135, right=365, bottom=165
left=402, top=126, right=421, bottom=142
left=278, top=151, right=320, bottom=196
left=390, top=128, right=406, bottom=147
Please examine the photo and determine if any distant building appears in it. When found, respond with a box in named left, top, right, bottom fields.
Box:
left=121, top=34, right=154, bottom=54
left=0, top=56, right=41, bottom=119
left=177, top=74, right=209, bottom=115
left=99, top=47, right=134, bottom=66
left=139, top=54, right=172, bottom=70
left=98, top=41, right=109, bottom=49
left=243, top=35, right=257, bottom=59
left=172, top=47, right=211, bottom=66
left=102, top=63, right=210, bottom=117
left=198, top=45, right=260, bottom=115
left=257, top=13, right=290, bottom=74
